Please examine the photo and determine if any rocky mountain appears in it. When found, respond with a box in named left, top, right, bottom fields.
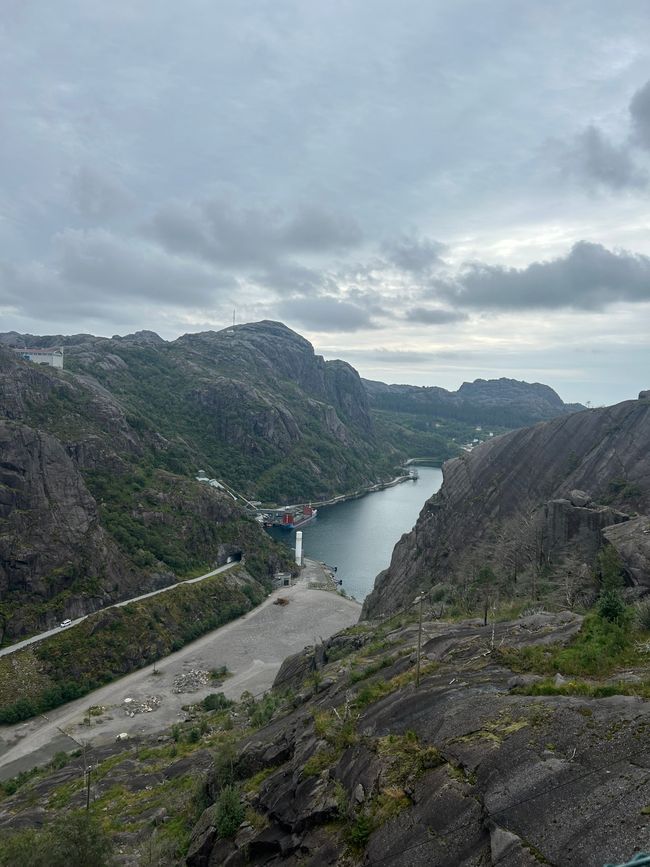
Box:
left=4, top=607, right=650, bottom=866
left=0, top=335, right=297, bottom=642
left=363, top=376, right=584, bottom=428
left=363, top=392, right=650, bottom=618
left=2, top=322, right=389, bottom=505
left=0, top=319, right=590, bottom=643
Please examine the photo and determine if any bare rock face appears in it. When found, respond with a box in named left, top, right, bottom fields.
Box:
left=363, top=397, right=650, bottom=618
left=182, top=612, right=649, bottom=867
left=0, top=420, right=141, bottom=639
left=543, top=499, right=629, bottom=562
left=603, top=516, right=650, bottom=588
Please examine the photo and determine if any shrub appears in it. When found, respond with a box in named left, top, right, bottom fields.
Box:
left=346, top=813, right=374, bottom=850
left=0, top=811, right=113, bottom=867
left=598, top=588, right=626, bottom=625
left=636, top=599, right=650, bottom=632
left=215, top=785, right=244, bottom=839
left=202, top=692, right=233, bottom=712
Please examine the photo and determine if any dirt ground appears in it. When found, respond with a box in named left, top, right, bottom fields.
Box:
left=0, top=561, right=360, bottom=780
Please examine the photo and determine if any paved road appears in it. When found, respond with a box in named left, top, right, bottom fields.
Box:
left=0, top=561, right=239, bottom=659
left=0, top=561, right=360, bottom=780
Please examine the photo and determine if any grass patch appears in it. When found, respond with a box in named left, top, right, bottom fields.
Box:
left=349, top=655, right=398, bottom=685
left=495, top=614, right=643, bottom=678
left=512, top=677, right=650, bottom=700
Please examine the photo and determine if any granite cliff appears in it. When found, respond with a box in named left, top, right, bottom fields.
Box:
left=5, top=608, right=650, bottom=866
left=0, top=319, right=588, bottom=642
left=363, top=392, right=650, bottom=618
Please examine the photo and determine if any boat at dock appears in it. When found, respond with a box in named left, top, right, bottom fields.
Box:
left=274, top=504, right=318, bottom=530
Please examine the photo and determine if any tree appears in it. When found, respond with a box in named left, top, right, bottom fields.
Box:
left=596, top=546, right=626, bottom=625
left=0, top=812, right=113, bottom=867
left=475, top=564, right=499, bottom=626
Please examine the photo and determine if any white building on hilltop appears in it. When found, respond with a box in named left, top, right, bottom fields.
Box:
left=13, top=347, right=64, bottom=369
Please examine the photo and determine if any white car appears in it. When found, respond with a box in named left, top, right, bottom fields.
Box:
left=59, top=619, right=72, bottom=627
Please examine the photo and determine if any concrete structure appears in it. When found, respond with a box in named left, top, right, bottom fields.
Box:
left=14, top=347, right=64, bottom=368
left=295, top=530, right=303, bottom=566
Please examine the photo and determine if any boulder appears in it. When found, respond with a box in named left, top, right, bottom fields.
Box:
left=569, top=489, right=592, bottom=507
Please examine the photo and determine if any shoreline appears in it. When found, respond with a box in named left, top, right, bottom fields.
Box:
left=271, top=458, right=445, bottom=514
left=294, top=471, right=416, bottom=510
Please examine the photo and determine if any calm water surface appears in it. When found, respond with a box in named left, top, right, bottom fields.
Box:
left=267, top=466, right=443, bottom=601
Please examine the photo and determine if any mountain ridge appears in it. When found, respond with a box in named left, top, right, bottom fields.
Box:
left=362, top=392, right=650, bottom=618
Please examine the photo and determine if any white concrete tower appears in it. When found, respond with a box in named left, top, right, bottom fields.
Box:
left=295, top=530, right=303, bottom=567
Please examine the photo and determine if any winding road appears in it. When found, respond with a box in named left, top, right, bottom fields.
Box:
left=0, top=561, right=239, bottom=659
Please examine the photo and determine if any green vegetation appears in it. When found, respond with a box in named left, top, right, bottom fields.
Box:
left=511, top=677, right=650, bottom=700
left=496, top=613, right=645, bottom=679
left=0, top=567, right=264, bottom=723
left=202, top=692, right=233, bottom=712
left=596, top=546, right=627, bottom=626
left=215, top=785, right=245, bottom=839
left=0, top=812, right=113, bottom=867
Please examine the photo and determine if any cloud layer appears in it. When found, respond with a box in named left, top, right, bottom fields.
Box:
left=1, top=2, right=650, bottom=405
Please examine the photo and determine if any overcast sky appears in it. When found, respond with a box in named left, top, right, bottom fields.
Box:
left=2, top=1, right=650, bottom=405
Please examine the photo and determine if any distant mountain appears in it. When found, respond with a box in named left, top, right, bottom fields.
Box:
left=363, top=376, right=584, bottom=428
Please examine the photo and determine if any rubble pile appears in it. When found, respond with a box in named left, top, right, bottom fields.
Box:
left=172, top=670, right=212, bottom=693
left=122, top=695, right=162, bottom=717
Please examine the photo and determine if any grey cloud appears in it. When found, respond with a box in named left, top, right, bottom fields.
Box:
left=439, top=241, right=650, bottom=310
left=275, top=296, right=376, bottom=332
left=54, top=229, right=224, bottom=304
left=566, top=126, right=645, bottom=190
left=339, top=348, right=437, bottom=365
left=404, top=306, right=467, bottom=324
left=69, top=167, right=134, bottom=222
left=147, top=199, right=363, bottom=269
left=382, top=235, right=446, bottom=272
left=253, top=260, right=334, bottom=296
left=0, top=229, right=231, bottom=319
left=630, top=80, right=650, bottom=149
left=281, top=206, right=363, bottom=252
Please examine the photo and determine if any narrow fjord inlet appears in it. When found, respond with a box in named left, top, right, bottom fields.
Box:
left=268, top=466, right=443, bottom=600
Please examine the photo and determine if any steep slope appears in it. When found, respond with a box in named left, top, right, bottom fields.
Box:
left=4, top=609, right=650, bottom=866
left=363, top=393, right=650, bottom=618
left=0, top=344, right=292, bottom=642
left=3, top=322, right=392, bottom=504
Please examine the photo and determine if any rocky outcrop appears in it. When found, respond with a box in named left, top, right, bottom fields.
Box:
left=543, top=499, right=629, bottom=563
left=603, top=516, right=650, bottom=588
left=363, top=396, right=650, bottom=618
left=182, top=611, right=650, bottom=867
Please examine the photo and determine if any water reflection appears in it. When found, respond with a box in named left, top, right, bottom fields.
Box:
left=267, top=466, right=443, bottom=601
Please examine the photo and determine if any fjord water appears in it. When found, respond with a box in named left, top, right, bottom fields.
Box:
left=268, top=466, right=443, bottom=601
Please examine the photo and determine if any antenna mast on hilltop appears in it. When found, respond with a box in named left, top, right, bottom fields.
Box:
left=232, top=308, right=236, bottom=327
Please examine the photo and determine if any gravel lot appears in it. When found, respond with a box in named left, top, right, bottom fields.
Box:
left=0, top=561, right=360, bottom=780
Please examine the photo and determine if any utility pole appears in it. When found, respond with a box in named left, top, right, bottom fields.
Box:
left=414, top=594, right=424, bottom=689
left=86, top=764, right=92, bottom=811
